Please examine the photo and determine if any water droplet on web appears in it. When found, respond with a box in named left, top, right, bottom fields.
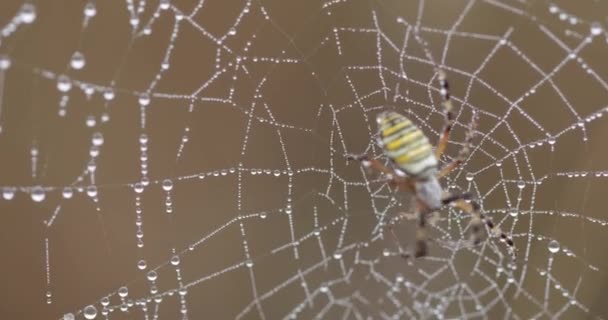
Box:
left=517, top=180, right=525, bottom=189
left=92, top=132, right=104, bottom=146
left=85, top=116, right=96, bottom=127
left=137, top=259, right=147, bottom=270
left=147, top=270, right=158, bottom=281
left=273, top=170, right=281, bottom=177
left=31, top=186, right=45, bottom=202
left=86, top=185, right=97, bottom=197
left=0, top=55, right=11, bottom=70
left=133, top=183, right=144, bottom=193
left=465, top=173, right=474, bottom=181
left=103, top=88, right=114, bottom=100
left=508, top=208, right=518, bottom=217
left=160, top=0, right=171, bottom=10
left=83, top=305, right=97, bottom=319
left=63, top=313, right=75, bottom=320
left=170, top=255, right=180, bottom=266
left=382, top=248, right=390, bottom=257
left=320, top=285, right=328, bottom=293
left=129, top=17, right=139, bottom=27
left=2, top=187, right=16, bottom=200
left=70, top=51, right=86, bottom=69
left=495, top=161, right=502, bottom=167
left=549, top=5, right=559, bottom=13
left=228, top=27, right=237, bottom=35
left=57, top=75, right=72, bottom=92
left=245, top=260, right=254, bottom=268
left=590, top=22, right=603, bottom=35
left=138, top=94, right=151, bottom=106
left=84, top=2, right=97, bottom=17
left=548, top=240, right=560, bottom=253
left=19, top=3, right=37, bottom=24
left=259, top=212, right=267, bottom=219
left=162, top=179, right=173, bottom=191
left=333, top=252, right=342, bottom=260
left=118, top=286, right=128, bottom=298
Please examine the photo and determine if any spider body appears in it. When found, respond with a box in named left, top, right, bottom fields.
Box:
left=378, top=111, right=438, bottom=180
left=348, top=71, right=515, bottom=259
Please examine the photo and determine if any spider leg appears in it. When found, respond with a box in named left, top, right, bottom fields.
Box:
left=443, top=193, right=516, bottom=259
left=346, top=153, right=393, bottom=176
left=346, top=153, right=413, bottom=192
left=435, top=70, right=456, bottom=159
left=437, top=112, right=479, bottom=179
left=386, top=221, right=411, bottom=260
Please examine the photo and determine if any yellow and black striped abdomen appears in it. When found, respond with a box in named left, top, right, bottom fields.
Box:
left=378, top=111, right=438, bottom=178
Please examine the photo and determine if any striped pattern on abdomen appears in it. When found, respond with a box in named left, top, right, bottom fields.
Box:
left=378, top=111, right=438, bottom=178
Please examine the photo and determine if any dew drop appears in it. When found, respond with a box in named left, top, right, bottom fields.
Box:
left=57, top=75, right=72, bottom=92
left=0, top=55, right=11, bottom=70
left=162, top=179, right=173, bottom=191
left=170, top=255, right=180, bottom=266
left=160, top=0, right=171, bottom=10
left=548, top=240, right=560, bottom=253
left=86, top=185, right=98, bottom=197
left=508, top=208, right=518, bottom=217
left=31, top=186, right=45, bottom=202
left=590, top=22, right=603, bottom=35
left=63, top=313, right=75, bottom=320
left=517, top=180, right=525, bottom=189
left=259, top=212, right=267, bottom=219
left=133, top=183, right=144, bottom=193
left=333, top=252, right=342, bottom=260
left=19, top=3, right=37, bottom=24
left=273, top=170, right=281, bottom=177
left=2, top=187, right=16, bottom=200
left=138, top=94, right=151, bottom=106
left=382, top=248, right=390, bottom=257
left=83, top=305, right=97, bottom=319
left=92, top=132, right=104, bottom=146
left=84, top=2, right=97, bottom=17
left=70, top=52, right=86, bottom=69
left=549, top=5, right=558, bottom=13
left=118, top=286, right=128, bottom=298
left=495, top=161, right=502, bottom=167
left=228, top=27, right=237, bottom=35
left=245, top=260, right=254, bottom=268
left=465, top=172, right=474, bottom=181
left=147, top=270, right=158, bottom=281
left=103, top=89, right=115, bottom=101
left=137, top=259, right=147, bottom=270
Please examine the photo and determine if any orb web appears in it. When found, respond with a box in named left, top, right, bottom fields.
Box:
left=0, top=0, right=607, bottom=319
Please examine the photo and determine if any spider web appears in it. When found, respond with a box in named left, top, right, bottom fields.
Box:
left=1, top=0, right=608, bottom=319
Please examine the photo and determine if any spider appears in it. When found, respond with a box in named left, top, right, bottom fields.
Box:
left=347, top=70, right=515, bottom=259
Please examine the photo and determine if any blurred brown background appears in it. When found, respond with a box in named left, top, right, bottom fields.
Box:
left=0, top=0, right=607, bottom=319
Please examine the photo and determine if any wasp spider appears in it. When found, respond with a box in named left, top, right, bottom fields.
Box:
left=347, top=71, right=515, bottom=259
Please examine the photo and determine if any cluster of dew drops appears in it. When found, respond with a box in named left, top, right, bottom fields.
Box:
left=61, top=255, right=183, bottom=320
